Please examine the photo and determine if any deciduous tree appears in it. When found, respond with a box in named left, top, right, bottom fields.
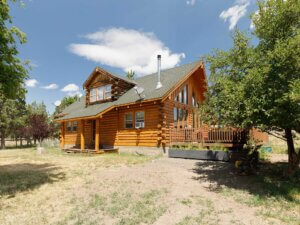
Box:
left=0, top=0, right=29, bottom=99
left=205, top=0, right=300, bottom=173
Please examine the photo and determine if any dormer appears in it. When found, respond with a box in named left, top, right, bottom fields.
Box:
left=83, top=67, right=135, bottom=106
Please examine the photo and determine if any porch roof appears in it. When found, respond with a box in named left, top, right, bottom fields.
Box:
left=57, top=61, right=202, bottom=121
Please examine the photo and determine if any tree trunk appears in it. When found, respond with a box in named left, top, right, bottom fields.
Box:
left=0, top=131, right=5, bottom=149
left=285, top=128, right=300, bottom=174
left=20, top=138, right=23, bottom=147
left=34, top=138, right=36, bottom=145
left=15, top=136, right=18, bottom=147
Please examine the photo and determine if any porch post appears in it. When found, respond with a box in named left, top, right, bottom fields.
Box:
left=80, top=120, right=85, bottom=151
left=95, top=118, right=100, bottom=151
left=60, top=122, right=65, bottom=149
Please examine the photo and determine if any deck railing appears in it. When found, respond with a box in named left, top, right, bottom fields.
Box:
left=170, top=127, right=247, bottom=146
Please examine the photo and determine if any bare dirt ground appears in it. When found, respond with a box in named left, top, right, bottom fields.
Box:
left=0, top=149, right=298, bottom=225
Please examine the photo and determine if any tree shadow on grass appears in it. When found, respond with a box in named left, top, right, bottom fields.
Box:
left=4, top=145, right=36, bottom=150
left=0, top=163, right=66, bottom=197
left=191, top=160, right=300, bottom=203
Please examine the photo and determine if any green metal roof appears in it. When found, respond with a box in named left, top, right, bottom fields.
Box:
left=57, top=61, right=200, bottom=121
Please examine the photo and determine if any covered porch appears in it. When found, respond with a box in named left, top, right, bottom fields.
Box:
left=60, top=118, right=118, bottom=154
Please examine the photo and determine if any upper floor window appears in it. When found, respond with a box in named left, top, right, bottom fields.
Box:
left=184, top=85, right=188, bottom=104
left=192, top=93, right=195, bottom=107
left=135, top=111, right=145, bottom=128
left=90, top=84, right=112, bottom=103
left=105, top=85, right=112, bottom=99
left=125, top=113, right=133, bottom=129
left=90, top=89, right=97, bottom=103
left=178, top=92, right=182, bottom=103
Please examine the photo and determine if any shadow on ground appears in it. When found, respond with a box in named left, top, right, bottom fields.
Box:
left=0, top=163, right=65, bottom=197
left=191, top=160, right=300, bottom=202
left=3, top=145, right=36, bottom=150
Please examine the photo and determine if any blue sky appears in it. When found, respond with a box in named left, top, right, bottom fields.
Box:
left=10, top=0, right=258, bottom=113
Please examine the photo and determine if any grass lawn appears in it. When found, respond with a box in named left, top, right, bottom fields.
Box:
left=0, top=148, right=162, bottom=225
left=0, top=147, right=299, bottom=225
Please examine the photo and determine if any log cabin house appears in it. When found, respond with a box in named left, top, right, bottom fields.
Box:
left=56, top=55, right=267, bottom=153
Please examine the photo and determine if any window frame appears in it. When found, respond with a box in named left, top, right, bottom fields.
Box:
left=178, top=108, right=183, bottom=121
left=66, top=122, right=72, bottom=132
left=105, top=84, right=112, bottom=99
left=173, top=107, right=178, bottom=122
left=178, top=92, right=182, bottom=103
left=135, top=111, right=145, bottom=129
left=124, top=112, right=134, bottom=129
left=90, top=84, right=112, bottom=103
left=66, top=121, right=78, bottom=133
left=72, top=121, right=78, bottom=132
left=184, top=85, right=188, bottom=104
left=97, top=86, right=104, bottom=101
left=90, top=88, right=97, bottom=103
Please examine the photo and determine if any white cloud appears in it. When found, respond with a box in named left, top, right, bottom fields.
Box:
left=220, top=1, right=250, bottom=30
left=25, top=79, right=38, bottom=87
left=69, top=28, right=185, bottom=76
left=54, top=100, right=61, bottom=107
left=61, top=83, right=79, bottom=92
left=42, top=83, right=58, bottom=90
left=61, top=83, right=81, bottom=96
left=186, top=0, right=196, bottom=5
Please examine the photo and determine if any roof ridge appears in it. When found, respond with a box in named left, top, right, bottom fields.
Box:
left=134, top=60, right=201, bottom=81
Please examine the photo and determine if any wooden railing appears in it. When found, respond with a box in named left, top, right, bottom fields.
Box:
left=170, top=127, right=247, bottom=146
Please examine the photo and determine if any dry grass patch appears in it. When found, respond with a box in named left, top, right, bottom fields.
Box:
left=0, top=148, right=161, bottom=225
left=176, top=196, right=220, bottom=225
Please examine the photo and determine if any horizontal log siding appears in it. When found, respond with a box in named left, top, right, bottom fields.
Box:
left=99, top=102, right=161, bottom=147
left=64, top=120, right=93, bottom=147
left=99, top=110, right=118, bottom=146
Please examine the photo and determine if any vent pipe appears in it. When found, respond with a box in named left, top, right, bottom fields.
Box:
left=156, top=55, right=162, bottom=89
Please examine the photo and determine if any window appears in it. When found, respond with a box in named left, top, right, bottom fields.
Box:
left=90, top=84, right=112, bottom=103
left=178, top=108, right=183, bottom=121
left=135, top=111, right=145, bottom=128
left=66, top=121, right=77, bottom=132
left=105, top=85, right=112, bottom=99
left=97, top=86, right=104, bottom=100
left=173, top=107, right=178, bottom=122
left=67, top=122, right=72, bottom=132
left=184, top=85, right=188, bottom=104
left=181, top=90, right=184, bottom=103
left=192, top=93, right=195, bottom=107
left=184, top=110, right=188, bottom=121
left=178, top=92, right=182, bottom=103
left=72, top=121, right=78, bottom=132
left=125, top=113, right=133, bottom=128
left=90, top=89, right=97, bottom=102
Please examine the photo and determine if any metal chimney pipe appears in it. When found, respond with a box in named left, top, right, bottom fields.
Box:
left=156, top=55, right=162, bottom=89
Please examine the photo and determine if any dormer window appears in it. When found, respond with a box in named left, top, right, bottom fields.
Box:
left=90, top=84, right=112, bottom=103
left=105, top=85, right=112, bottom=99
left=90, top=89, right=97, bottom=102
